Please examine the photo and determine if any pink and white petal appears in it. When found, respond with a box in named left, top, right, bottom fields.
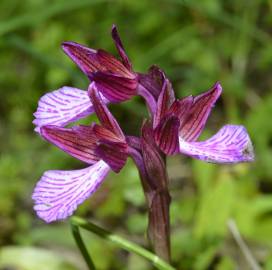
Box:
left=32, top=160, right=111, bottom=223
left=179, top=125, right=254, bottom=163
left=33, top=86, right=108, bottom=133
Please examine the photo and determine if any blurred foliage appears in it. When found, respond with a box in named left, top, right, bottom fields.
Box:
left=0, top=0, right=272, bottom=269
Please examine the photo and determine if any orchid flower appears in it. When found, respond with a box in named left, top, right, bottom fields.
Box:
left=151, top=79, right=254, bottom=163
left=33, top=25, right=137, bottom=133
left=32, top=25, right=254, bottom=262
left=32, top=85, right=129, bottom=223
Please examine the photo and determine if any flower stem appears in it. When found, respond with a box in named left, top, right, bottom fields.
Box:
left=70, top=222, right=96, bottom=270
left=70, top=216, right=176, bottom=270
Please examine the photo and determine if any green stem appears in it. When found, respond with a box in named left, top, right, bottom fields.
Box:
left=70, top=216, right=176, bottom=270
left=71, top=223, right=96, bottom=270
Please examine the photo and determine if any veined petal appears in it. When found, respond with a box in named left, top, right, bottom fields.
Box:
left=33, top=86, right=108, bottom=133
left=62, top=42, right=132, bottom=78
left=179, top=125, right=254, bottom=163
left=90, top=71, right=137, bottom=102
left=88, top=86, right=125, bottom=139
left=153, top=78, right=175, bottom=128
left=40, top=125, right=99, bottom=164
left=154, top=115, right=180, bottom=155
left=95, top=139, right=128, bottom=173
left=32, top=160, right=111, bottom=223
left=111, top=25, right=132, bottom=71
left=179, top=82, right=222, bottom=141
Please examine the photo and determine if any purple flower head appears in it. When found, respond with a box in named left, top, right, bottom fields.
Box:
left=32, top=84, right=129, bottom=222
left=33, top=25, right=254, bottom=225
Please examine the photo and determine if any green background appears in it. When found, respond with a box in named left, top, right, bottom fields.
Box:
left=0, top=0, right=272, bottom=269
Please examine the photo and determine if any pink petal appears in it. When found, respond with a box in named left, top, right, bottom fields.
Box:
left=179, top=125, right=254, bottom=163
left=32, top=160, right=111, bottom=223
left=33, top=86, right=108, bottom=133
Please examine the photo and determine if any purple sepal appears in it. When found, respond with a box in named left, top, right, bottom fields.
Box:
left=153, top=78, right=175, bottom=128
left=178, top=82, right=222, bottom=141
left=40, top=125, right=99, bottom=165
left=90, top=71, right=137, bottom=102
left=88, top=86, right=125, bottom=140
left=95, top=139, right=128, bottom=173
left=111, top=25, right=132, bottom=71
left=32, top=160, right=111, bottom=223
left=154, top=115, right=180, bottom=155
left=179, top=125, right=254, bottom=163
left=62, top=42, right=133, bottom=78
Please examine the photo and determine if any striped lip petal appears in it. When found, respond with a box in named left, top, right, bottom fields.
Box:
left=62, top=42, right=133, bottom=78
left=90, top=71, right=137, bottom=102
left=179, top=125, right=254, bottom=163
left=111, top=25, right=132, bottom=71
left=32, top=160, right=111, bottom=223
left=40, top=125, right=100, bottom=165
left=88, top=86, right=125, bottom=140
left=95, top=139, right=128, bottom=173
left=33, top=86, right=109, bottom=133
left=154, top=115, right=180, bottom=155
left=179, top=82, right=222, bottom=142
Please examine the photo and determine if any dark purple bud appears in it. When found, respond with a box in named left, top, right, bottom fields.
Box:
left=141, top=121, right=168, bottom=190
left=153, top=78, right=175, bottom=128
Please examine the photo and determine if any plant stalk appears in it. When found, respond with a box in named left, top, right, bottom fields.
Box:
left=70, top=216, right=175, bottom=270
